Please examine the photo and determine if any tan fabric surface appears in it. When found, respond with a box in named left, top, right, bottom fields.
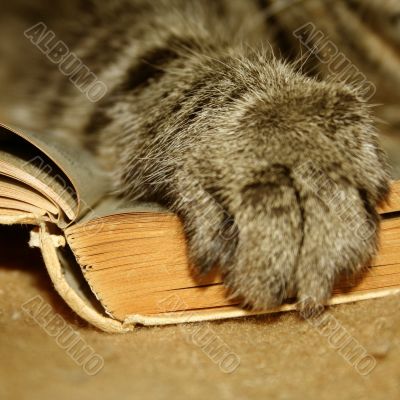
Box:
left=1, top=225, right=400, bottom=400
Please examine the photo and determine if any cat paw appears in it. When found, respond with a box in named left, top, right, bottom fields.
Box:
left=119, top=55, right=391, bottom=310
left=175, top=163, right=388, bottom=310
left=167, top=80, right=391, bottom=310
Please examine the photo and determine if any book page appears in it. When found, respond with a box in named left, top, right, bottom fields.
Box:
left=64, top=189, right=400, bottom=321
left=0, top=123, right=110, bottom=224
left=75, top=196, right=168, bottom=224
left=0, top=145, right=76, bottom=221
left=65, top=210, right=400, bottom=322
left=0, top=176, right=59, bottom=215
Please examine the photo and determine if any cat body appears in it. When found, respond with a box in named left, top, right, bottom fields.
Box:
left=0, top=0, right=399, bottom=310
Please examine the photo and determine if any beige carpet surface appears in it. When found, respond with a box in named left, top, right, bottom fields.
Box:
left=1, top=225, right=400, bottom=400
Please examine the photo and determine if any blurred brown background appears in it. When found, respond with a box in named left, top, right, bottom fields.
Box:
left=1, top=225, right=400, bottom=400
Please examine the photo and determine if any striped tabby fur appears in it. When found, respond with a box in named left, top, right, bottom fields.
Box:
left=0, top=0, right=399, bottom=311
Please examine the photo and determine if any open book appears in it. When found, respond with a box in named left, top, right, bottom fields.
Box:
left=1, top=122, right=400, bottom=333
